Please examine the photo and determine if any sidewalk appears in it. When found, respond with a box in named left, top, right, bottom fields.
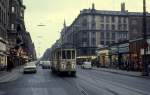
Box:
left=0, top=66, right=23, bottom=83
left=93, top=67, right=150, bottom=79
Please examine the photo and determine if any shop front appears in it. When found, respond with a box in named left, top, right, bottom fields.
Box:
left=118, top=43, right=130, bottom=70
left=0, top=40, right=7, bottom=70
left=109, top=45, right=118, bottom=68
left=129, top=39, right=146, bottom=71
left=140, top=38, right=150, bottom=72
left=97, top=48, right=110, bottom=67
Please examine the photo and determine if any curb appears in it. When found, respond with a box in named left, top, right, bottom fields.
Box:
left=93, top=68, right=150, bottom=79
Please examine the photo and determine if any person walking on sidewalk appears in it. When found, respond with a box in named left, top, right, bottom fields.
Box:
left=7, top=55, right=14, bottom=72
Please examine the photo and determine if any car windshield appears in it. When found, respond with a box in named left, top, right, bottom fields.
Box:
left=0, top=0, right=150, bottom=95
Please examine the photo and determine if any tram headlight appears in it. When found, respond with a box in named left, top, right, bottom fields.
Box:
left=61, top=64, right=63, bottom=69
left=72, top=63, right=75, bottom=69
left=61, top=64, right=66, bottom=70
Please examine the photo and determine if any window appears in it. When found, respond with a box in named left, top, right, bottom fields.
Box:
left=12, top=7, right=15, bottom=13
left=118, top=17, right=121, bottom=23
left=82, top=18, right=88, bottom=27
left=106, top=16, right=110, bottom=23
left=106, top=41, right=110, bottom=45
left=56, top=51, right=61, bottom=59
left=111, top=33, right=115, bottom=40
left=91, top=32, right=95, bottom=37
left=92, top=49, right=95, bottom=55
left=62, top=50, right=66, bottom=59
left=83, top=38, right=87, bottom=42
left=11, top=24, right=14, bottom=30
left=112, top=24, right=115, bottom=30
left=83, top=49, right=87, bottom=55
left=101, top=16, right=104, bottom=22
left=118, top=24, right=122, bottom=30
left=111, top=41, right=115, bottom=44
left=111, top=17, right=115, bottom=23
left=91, top=16, right=96, bottom=29
left=124, top=24, right=127, bottom=30
left=92, top=23, right=96, bottom=29
left=106, top=32, right=110, bottom=39
left=66, top=50, right=71, bottom=59
left=100, top=32, right=104, bottom=39
left=91, top=38, right=96, bottom=46
left=123, top=18, right=127, bottom=23
left=72, top=50, right=75, bottom=59
left=100, top=41, right=104, bottom=45
left=83, top=32, right=87, bottom=38
left=106, top=24, right=110, bottom=30
left=101, top=24, right=104, bottom=30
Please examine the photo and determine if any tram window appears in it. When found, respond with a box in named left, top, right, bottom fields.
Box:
left=57, top=51, right=61, bottom=59
left=62, top=50, right=66, bottom=59
left=67, top=50, right=71, bottom=59
left=72, top=51, right=75, bottom=59
left=56, top=51, right=59, bottom=59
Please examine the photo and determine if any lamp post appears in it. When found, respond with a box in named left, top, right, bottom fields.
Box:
left=142, top=0, right=149, bottom=76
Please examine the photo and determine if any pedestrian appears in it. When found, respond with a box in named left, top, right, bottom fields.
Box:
left=7, top=56, right=13, bottom=72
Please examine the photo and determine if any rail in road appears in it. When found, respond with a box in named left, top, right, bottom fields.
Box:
left=0, top=66, right=150, bottom=95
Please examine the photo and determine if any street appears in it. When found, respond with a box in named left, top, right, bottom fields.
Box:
left=0, top=66, right=150, bottom=95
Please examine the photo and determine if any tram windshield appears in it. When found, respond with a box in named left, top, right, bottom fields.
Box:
left=62, top=50, right=75, bottom=59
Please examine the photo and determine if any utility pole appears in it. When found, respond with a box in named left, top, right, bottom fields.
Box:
left=142, top=0, right=149, bottom=76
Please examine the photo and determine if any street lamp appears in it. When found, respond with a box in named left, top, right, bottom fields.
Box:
left=142, top=0, right=149, bottom=76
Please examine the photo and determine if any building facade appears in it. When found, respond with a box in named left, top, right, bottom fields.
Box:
left=0, top=0, right=9, bottom=70
left=0, top=0, right=36, bottom=70
left=7, top=0, right=26, bottom=49
left=61, top=3, right=129, bottom=58
left=60, top=3, right=150, bottom=59
left=129, top=14, right=150, bottom=71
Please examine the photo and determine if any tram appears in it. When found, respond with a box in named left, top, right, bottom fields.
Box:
left=51, top=47, right=76, bottom=76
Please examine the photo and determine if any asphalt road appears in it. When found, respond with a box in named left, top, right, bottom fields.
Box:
left=0, top=66, right=150, bottom=95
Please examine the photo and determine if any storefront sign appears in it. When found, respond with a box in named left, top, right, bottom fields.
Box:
left=0, top=42, right=6, bottom=52
left=118, top=43, right=129, bottom=53
left=119, top=47, right=129, bottom=53
left=110, top=46, right=118, bottom=54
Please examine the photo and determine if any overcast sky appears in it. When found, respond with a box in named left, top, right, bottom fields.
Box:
left=24, top=0, right=150, bottom=58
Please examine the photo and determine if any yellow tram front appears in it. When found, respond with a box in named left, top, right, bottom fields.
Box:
left=51, top=48, right=76, bottom=76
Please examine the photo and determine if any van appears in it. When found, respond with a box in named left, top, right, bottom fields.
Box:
left=81, top=61, right=92, bottom=69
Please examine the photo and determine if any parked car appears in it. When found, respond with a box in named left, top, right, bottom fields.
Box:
left=81, top=61, right=92, bottom=69
left=41, top=61, right=51, bottom=69
left=23, top=63, right=37, bottom=74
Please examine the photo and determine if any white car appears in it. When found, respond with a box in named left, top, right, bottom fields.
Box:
left=81, top=61, right=92, bottom=69
left=23, top=63, right=37, bottom=73
left=41, top=61, right=51, bottom=69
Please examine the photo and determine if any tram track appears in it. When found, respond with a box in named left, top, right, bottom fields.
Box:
left=77, top=69, right=149, bottom=95
left=61, top=76, right=89, bottom=95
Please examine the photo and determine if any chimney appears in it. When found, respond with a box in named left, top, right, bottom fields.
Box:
left=92, top=3, right=95, bottom=10
left=121, top=3, right=125, bottom=12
